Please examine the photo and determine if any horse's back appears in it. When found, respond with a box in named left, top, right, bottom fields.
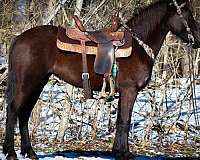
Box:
left=21, top=25, right=58, bottom=37
left=18, top=25, right=58, bottom=50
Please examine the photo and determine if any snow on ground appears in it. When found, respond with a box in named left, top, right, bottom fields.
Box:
left=0, top=67, right=200, bottom=159
left=0, top=148, right=114, bottom=160
left=0, top=154, right=112, bottom=160
left=0, top=150, right=176, bottom=160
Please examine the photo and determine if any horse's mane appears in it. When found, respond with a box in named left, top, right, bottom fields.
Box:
left=126, top=0, right=168, bottom=41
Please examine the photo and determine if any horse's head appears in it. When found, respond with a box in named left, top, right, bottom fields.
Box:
left=167, top=0, right=200, bottom=48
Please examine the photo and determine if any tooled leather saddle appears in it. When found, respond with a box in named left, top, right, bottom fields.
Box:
left=57, top=15, right=132, bottom=99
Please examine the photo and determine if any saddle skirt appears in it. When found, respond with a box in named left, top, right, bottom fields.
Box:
left=57, top=26, right=133, bottom=58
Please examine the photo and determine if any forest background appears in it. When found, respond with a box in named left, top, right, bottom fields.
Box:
left=0, top=0, right=200, bottom=158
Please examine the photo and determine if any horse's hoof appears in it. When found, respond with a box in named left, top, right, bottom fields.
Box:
left=3, top=146, right=18, bottom=160
left=21, top=148, right=38, bottom=160
left=29, top=157, right=39, bottom=160
left=6, top=154, right=18, bottom=160
left=22, top=154, right=38, bottom=160
left=26, top=154, right=38, bottom=160
left=3, top=143, right=8, bottom=155
left=27, top=151, right=38, bottom=160
left=113, top=151, right=135, bottom=160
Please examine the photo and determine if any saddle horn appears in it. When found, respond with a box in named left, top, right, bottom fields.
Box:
left=73, top=15, right=86, bottom=32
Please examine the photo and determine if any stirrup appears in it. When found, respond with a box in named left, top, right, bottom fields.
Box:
left=99, top=74, right=116, bottom=99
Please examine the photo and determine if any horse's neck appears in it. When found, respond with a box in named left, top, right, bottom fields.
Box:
left=128, top=2, right=170, bottom=57
left=146, top=23, right=169, bottom=55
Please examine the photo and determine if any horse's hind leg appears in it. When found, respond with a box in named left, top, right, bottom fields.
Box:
left=3, top=102, right=18, bottom=160
left=18, top=76, right=50, bottom=159
left=3, top=73, right=50, bottom=160
left=3, top=86, right=32, bottom=159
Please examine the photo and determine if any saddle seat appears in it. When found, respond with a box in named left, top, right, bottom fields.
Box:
left=72, top=15, right=124, bottom=43
left=66, top=27, right=124, bottom=44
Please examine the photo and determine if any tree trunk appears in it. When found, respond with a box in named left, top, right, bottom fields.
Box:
left=14, top=0, right=31, bottom=23
left=74, top=0, right=84, bottom=16
left=181, top=52, right=190, bottom=77
left=56, top=84, right=74, bottom=141
left=42, top=0, right=69, bottom=25
left=71, top=0, right=84, bottom=26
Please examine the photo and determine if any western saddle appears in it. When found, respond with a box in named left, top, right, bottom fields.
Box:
left=60, top=15, right=125, bottom=99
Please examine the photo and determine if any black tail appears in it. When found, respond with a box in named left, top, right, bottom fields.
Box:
left=5, top=37, right=17, bottom=105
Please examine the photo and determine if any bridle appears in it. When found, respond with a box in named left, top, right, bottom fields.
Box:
left=122, top=0, right=195, bottom=60
left=171, top=0, right=195, bottom=46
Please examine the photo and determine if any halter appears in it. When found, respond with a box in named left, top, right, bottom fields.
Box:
left=171, top=0, right=195, bottom=46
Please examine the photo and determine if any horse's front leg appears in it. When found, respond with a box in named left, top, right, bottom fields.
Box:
left=112, top=84, right=138, bottom=159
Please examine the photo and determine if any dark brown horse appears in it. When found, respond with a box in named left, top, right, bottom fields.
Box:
left=3, top=0, right=200, bottom=159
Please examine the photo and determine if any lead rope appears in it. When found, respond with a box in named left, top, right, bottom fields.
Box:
left=121, top=22, right=155, bottom=60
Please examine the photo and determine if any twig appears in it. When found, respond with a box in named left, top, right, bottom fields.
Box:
left=0, top=67, right=8, bottom=85
left=83, top=0, right=107, bottom=25
left=43, top=0, right=69, bottom=25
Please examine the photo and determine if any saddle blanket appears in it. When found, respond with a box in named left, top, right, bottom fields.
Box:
left=56, top=26, right=132, bottom=58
